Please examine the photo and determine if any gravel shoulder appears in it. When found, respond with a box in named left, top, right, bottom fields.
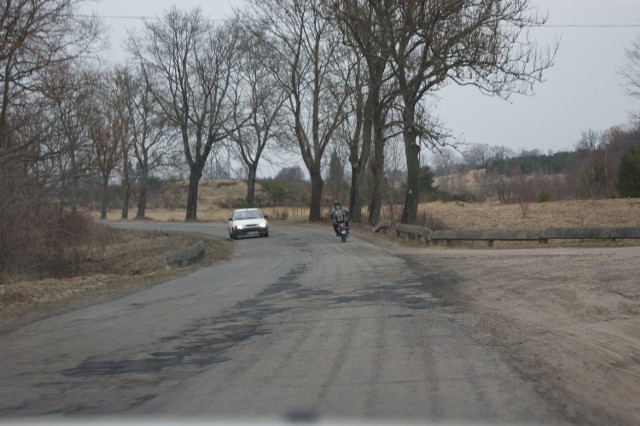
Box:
left=394, top=243, right=640, bottom=425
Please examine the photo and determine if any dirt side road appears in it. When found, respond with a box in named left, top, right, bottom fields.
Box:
left=397, top=244, right=640, bottom=425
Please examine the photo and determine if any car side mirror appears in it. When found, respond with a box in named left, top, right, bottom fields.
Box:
left=228, top=217, right=233, bottom=221
left=264, top=215, right=269, bottom=219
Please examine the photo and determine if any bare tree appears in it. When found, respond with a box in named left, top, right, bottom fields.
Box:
left=41, top=62, right=98, bottom=214
left=110, top=67, right=134, bottom=220
left=0, top=0, right=101, bottom=207
left=228, top=24, right=287, bottom=208
left=620, top=34, right=640, bottom=112
left=0, top=0, right=101, bottom=278
left=128, top=8, right=242, bottom=221
left=576, top=129, right=604, bottom=153
left=329, top=0, right=398, bottom=224
left=115, top=66, right=172, bottom=220
left=463, top=143, right=493, bottom=169
left=87, top=71, right=122, bottom=219
left=0, top=0, right=101, bottom=156
left=430, top=147, right=460, bottom=176
left=358, top=0, right=555, bottom=224
left=347, top=58, right=370, bottom=221
left=246, top=0, right=351, bottom=222
left=325, top=148, right=347, bottom=201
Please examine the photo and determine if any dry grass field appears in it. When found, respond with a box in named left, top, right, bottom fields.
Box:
left=102, top=178, right=640, bottom=229
left=422, top=198, right=640, bottom=229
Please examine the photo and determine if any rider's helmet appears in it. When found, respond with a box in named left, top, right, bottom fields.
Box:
left=334, top=200, right=341, bottom=208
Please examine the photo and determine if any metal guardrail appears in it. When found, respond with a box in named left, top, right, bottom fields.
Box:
left=373, top=221, right=640, bottom=247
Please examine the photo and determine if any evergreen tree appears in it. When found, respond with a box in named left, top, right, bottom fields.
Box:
left=419, top=165, right=436, bottom=194
left=616, top=146, right=640, bottom=197
left=326, top=150, right=346, bottom=201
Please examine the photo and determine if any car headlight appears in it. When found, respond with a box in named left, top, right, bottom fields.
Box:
left=259, top=222, right=267, bottom=228
left=235, top=224, right=244, bottom=230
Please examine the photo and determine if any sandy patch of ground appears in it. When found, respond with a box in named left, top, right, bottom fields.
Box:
left=398, top=244, right=640, bottom=425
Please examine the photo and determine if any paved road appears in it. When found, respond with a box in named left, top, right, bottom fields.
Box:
left=0, top=223, right=560, bottom=423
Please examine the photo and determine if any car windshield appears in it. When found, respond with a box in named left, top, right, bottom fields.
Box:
left=235, top=211, right=262, bottom=220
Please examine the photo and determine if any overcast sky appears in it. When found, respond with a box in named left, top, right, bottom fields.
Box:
left=86, top=0, right=640, bottom=158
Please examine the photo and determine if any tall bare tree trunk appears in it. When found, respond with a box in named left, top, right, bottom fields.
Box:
left=309, top=168, right=324, bottom=222
left=367, top=95, right=387, bottom=226
left=100, top=174, right=109, bottom=220
left=185, top=166, right=202, bottom=221
left=401, top=99, right=420, bottom=225
left=368, top=136, right=385, bottom=226
left=349, top=163, right=364, bottom=223
left=136, top=166, right=148, bottom=219
left=70, top=154, right=79, bottom=215
left=246, top=167, right=257, bottom=208
left=121, top=149, right=130, bottom=219
left=349, top=79, right=371, bottom=224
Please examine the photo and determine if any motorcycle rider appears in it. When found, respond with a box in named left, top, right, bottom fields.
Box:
left=329, top=200, right=349, bottom=236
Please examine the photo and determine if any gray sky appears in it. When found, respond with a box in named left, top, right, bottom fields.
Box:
left=438, top=0, right=640, bottom=155
left=87, top=0, right=640, bottom=156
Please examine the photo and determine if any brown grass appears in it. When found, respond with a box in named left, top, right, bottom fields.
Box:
left=0, top=228, right=231, bottom=323
left=98, top=179, right=640, bottom=229
left=419, top=198, right=640, bottom=230
left=98, top=179, right=311, bottom=223
left=122, top=206, right=311, bottom=223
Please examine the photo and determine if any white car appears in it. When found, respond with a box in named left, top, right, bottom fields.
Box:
left=227, top=208, right=269, bottom=240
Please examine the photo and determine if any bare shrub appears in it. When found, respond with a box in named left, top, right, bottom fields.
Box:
left=43, top=212, right=97, bottom=277
left=0, top=162, right=52, bottom=280
left=415, top=210, right=447, bottom=231
left=369, top=203, right=446, bottom=231
left=271, top=208, right=289, bottom=221
left=0, top=168, right=100, bottom=280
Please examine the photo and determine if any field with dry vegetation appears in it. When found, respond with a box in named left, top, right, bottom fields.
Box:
left=100, top=179, right=640, bottom=230
left=420, top=198, right=640, bottom=230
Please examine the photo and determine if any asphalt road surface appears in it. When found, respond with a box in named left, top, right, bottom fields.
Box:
left=0, top=223, right=563, bottom=424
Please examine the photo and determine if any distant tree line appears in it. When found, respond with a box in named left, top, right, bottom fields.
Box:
left=429, top=123, right=640, bottom=203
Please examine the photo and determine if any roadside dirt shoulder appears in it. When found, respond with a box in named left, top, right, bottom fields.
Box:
left=397, top=244, right=640, bottom=425
left=0, top=229, right=232, bottom=334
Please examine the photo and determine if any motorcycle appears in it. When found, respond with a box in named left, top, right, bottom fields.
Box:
left=337, top=222, right=349, bottom=242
